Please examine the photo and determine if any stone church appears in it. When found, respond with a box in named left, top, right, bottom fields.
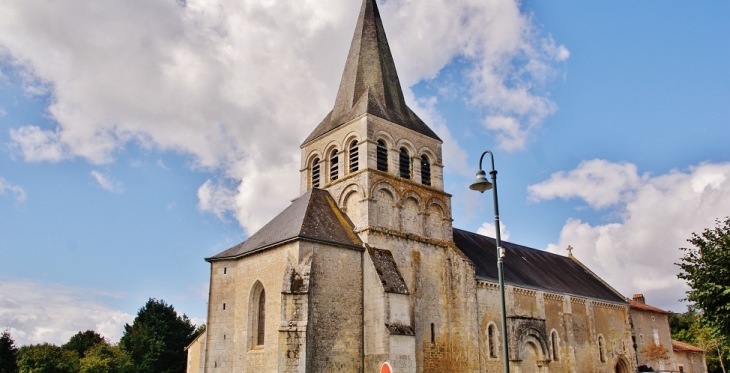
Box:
left=191, top=0, right=640, bottom=372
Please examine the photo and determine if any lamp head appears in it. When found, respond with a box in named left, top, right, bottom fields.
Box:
left=469, top=169, right=493, bottom=193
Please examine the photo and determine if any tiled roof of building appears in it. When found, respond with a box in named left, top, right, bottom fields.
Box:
left=206, top=188, right=363, bottom=261
left=453, top=228, right=626, bottom=303
left=629, top=300, right=671, bottom=314
left=672, top=339, right=704, bottom=353
left=302, top=0, right=440, bottom=146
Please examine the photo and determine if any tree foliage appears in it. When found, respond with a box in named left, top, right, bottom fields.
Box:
left=16, top=343, right=79, bottom=373
left=119, top=298, right=197, bottom=373
left=670, top=310, right=729, bottom=373
left=639, top=342, right=670, bottom=365
left=79, top=343, right=133, bottom=373
left=0, top=330, right=18, bottom=373
left=62, top=331, right=104, bottom=359
left=677, top=217, right=730, bottom=334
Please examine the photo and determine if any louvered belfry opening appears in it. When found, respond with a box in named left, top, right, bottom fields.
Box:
left=399, top=147, right=410, bottom=179
left=377, top=140, right=388, bottom=171
left=312, top=158, right=320, bottom=188
left=421, top=155, right=431, bottom=186
left=330, top=150, right=339, bottom=181
left=349, top=141, right=359, bottom=173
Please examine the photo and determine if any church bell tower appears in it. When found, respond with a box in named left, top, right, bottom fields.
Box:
left=299, top=0, right=453, bottom=246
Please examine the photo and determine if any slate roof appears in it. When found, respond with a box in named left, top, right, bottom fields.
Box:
left=367, top=246, right=409, bottom=294
left=629, top=300, right=671, bottom=314
left=453, top=228, right=626, bottom=303
left=206, top=189, right=363, bottom=261
left=302, top=0, right=440, bottom=146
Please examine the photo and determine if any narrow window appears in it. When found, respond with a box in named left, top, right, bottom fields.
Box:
left=257, top=289, right=266, bottom=345
left=312, top=158, right=320, bottom=188
left=430, top=323, right=435, bottom=344
left=640, top=333, right=644, bottom=345
left=330, top=150, right=339, bottom=181
left=223, top=267, right=226, bottom=274
left=653, top=329, right=660, bottom=345
left=420, top=155, right=431, bottom=186
left=377, top=140, right=388, bottom=172
left=679, top=366, right=684, bottom=373
left=222, top=303, right=226, bottom=310
left=349, top=140, right=359, bottom=173
left=551, top=330, right=559, bottom=360
left=399, top=147, right=410, bottom=179
left=598, top=335, right=606, bottom=363
left=488, top=324, right=497, bottom=358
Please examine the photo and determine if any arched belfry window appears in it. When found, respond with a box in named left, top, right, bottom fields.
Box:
left=330, top=150, right=339, bottom=181
left=421, top=155, right=431, bottom=186
left=349, top=140, right=359, bottom=173
left=311, top=158, right=320, bottom=188
left=399, top=147, right=410, bottom=179
left=377, top=140, right=388, bottom=172
left=488, top=323, right=498, bottom=358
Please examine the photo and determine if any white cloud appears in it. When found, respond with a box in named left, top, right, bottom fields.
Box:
left=0, top=177, right=26, bottom=202
left=0, top=107, right=6, bottom=117
left=531, top=161, right=730, bottom=311
left=477, top=220, right=510, bottom=241
left=528, top=159, right=645, bottom=209
left=0, top=280, right=134, bottom=346
left=0, top=0, right=565, bottom=234
left=90, top=170, right=124, bottom=194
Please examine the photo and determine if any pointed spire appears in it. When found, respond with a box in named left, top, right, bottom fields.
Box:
left=303, top=0, right=440, bottom=145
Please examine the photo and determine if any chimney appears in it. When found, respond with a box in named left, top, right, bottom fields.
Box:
left=633, top=294, right=645, bottom=304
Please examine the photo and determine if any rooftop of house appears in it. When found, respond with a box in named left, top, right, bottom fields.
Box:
left=672, top=339, right=704, bottom=353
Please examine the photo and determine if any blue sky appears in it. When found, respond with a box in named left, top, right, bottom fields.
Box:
left=1, top=0, right=728, bottom=345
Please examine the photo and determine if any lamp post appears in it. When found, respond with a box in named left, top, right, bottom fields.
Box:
left=469, top=150, right=510, bottom=373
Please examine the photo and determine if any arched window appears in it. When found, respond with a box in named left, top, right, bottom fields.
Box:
left=551, top=330, right=560, bottom=361
left=249, top=282, right=266, bottom=349
left=420, top=155, right=431, bottom=186
left=349, top=140, right=359, bottom=173
left=598, top=335, right=606, bottom=363
left=376, top=140, right=388, bottom=172
left=311, top=158, right=320, bottom=188
left=488, top=323, right=498, bottom=358
left=330, top=150, right=339, bottom=181
left=257, top=289, right=266, bottom=345
left=399, top=147, right=410, bottom=179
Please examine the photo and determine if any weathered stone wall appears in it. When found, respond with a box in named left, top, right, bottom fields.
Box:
left=306, top=243, right=363, bottom=372
left=630, top=308, right=677, bottom=370
left=476, top=283, right=634, bottom=373
left=674, top=350, right=707, bottom=373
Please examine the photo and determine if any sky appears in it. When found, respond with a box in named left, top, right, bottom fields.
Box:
left=1, top=0, right=728, bottom=346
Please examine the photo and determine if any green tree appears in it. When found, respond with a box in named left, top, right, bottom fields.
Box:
left=0, top=330, right=18, bottom=373
left=119, top=298, right=196, bottom=373
left=62, top=331, right=104, bottom=359
left=677, top=217, right=730, bottom=334
left=79, top=343, right=133, bottom=373
left=670, top=308, right=729, bottom=373
left=16, top=343, right=79, bottom=373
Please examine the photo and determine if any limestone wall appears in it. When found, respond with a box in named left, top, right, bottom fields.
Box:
left=630, top=309, right=677, bottom=370
left=476, top=283, right=635, bottom=373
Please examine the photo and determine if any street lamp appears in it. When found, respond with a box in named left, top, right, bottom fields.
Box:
left=470, top=150, right=510, bottom=373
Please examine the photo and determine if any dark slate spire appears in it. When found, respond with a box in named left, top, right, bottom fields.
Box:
left=302, top=0, right=441, bottom=145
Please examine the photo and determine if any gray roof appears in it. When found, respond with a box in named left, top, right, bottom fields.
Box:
left=302, top=0, right=440, bottom=146
left=453, top=228, right=626, bottom=303
left=207, top=189, right=363, bottom=261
